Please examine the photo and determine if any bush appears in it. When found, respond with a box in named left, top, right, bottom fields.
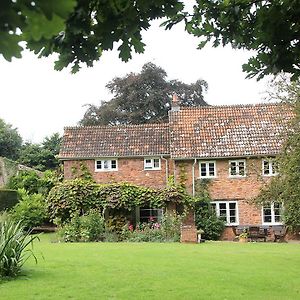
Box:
left=7, top=170, right=41, bottom=194
left=195, top=200, right=225, bottom=240
left=59, top=210, right=105, bottom=242
left=11, top=189, right=48, bottom=229
left=0, top=189, right=19, bottom=212
left=0, top=214, right=38, bottom=277
left=121, top=214, right=181, bottom=243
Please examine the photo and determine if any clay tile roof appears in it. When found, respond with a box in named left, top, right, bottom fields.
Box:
left=169, top=103, right=294, bottom=159
left=58, top=123, right=170, bottom=159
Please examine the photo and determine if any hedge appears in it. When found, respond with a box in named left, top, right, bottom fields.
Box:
left=0, top=189, right=19, bottom=211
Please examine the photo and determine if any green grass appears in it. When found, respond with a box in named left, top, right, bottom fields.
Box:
left=1, top=234, right=300, bottom=299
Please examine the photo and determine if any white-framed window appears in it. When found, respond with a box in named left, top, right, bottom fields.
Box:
left=137, top=207, right=163, bottom=223
left=262, top=202, right=283, bottom=225
left=229, top=160, right=246, bottom=177
left=199, top=161, right=216, bottom=178
left=95, top=159, right=118, bottom=172
left=211, top=201, right=239, bottom=226
left=262, top=159, right=278, bottom=176
left=144, top=158, right=161, bottom=170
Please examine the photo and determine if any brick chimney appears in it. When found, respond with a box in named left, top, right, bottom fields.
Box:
left=171, top=93, right=180, bottom=112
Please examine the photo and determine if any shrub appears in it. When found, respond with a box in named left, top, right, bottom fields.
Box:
left=11, top=189, right=48, bottom=229
left=0, top=189, right=19, bottom=212
left=7, top=170, right=41, bottom=194
left=195, top=200, right=225, bottom=240
left=121, top=214, right=181, bottom=243
left=0, top=214, right=38, bottom=277
left=59, top=210, right=105, bottom=242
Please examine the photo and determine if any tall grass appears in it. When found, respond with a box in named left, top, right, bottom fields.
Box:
left=0, top=213, right=39, bottom=277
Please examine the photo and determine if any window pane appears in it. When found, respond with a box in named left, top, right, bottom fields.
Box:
left=230, top=162, right=237, bottom=175
left=96, top=161, right=102, bottom=169
left=263, top=160, right=270, bottom=175
left=208, top=163, right=215, bottom=176
left=200, top=163, right=207, bottom=176
left=144, top=159, right=152, bottom=169
left=263, top=206, right=272, bottom=223
left=272, top=161, right=278, bottom=174
left=103, top=160, right=109, bottom=169
left=238, top=161, right=245, bottom=175
left=111, top=160, right=117, bottom=169
left=153, top=159, right=160, bottom=168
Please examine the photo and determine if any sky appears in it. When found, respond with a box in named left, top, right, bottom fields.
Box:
left=0, top=20, right=269, bottom=144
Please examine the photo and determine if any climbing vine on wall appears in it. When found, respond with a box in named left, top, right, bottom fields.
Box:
left=47, top=178, right=194, bottom=224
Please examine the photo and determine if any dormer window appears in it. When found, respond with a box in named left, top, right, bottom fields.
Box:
left=144, top=158, right=161, bottom=170
left=95, top=159, right=118, bottom=171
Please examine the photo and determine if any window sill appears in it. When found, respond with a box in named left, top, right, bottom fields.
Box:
left=197, top=176, right=217, bottom=179
left=228, top=175, right=246, bottom=179
left=95, top=169, right=118, bottom=172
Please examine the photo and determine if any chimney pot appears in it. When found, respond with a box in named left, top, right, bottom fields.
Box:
left=171, top=93, right=180, bottom=111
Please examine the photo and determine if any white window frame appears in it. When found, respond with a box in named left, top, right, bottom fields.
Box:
left=95, top=158, right=118, bottom=172
left=144, top=157, right=161, bottom=170
left=136, top=206, right=163, bottom=223
left=199, top=161, right=217, bottom=178
left=229, top=160, right=246, bottom=178
left=262, top=202, right=283, bottom=225
left=262, top=159, right=278, bottom=176
left=211, top=201, right=239, bottom=226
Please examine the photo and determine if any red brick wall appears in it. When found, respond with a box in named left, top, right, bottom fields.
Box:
left=174, top=158, right=274, bottom=240
left=63, top=158, right=170, bottom=189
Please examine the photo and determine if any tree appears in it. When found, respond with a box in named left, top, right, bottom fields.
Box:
left=0, top=118, right=22, bottom=160
left=80, top=62, right=208, bottom=126
left=1, top=1, right=299, bottom=79
left=18, top=133, right=61, bottom=171
left=255, top=76, right=300, bottom=231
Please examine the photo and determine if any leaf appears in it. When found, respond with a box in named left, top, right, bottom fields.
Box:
left=38, top=0, right=76, bottom=20
left=118, top=41, right=132, bottom=61
left=0, top=32, right=23, bottom=61
left=23, top=10, right=66, bottom=41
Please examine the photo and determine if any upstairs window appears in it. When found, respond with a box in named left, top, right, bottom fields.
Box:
left=262, top=202, right=283, bottom=225
left=211, top=201, right=238, bottom=226
left=262, top=159, right=278, bottom=176
left=199, top=161, right=216, bottom=178
left=229, top=160, right=246, bottom=177
left=144, top=158, right=161, bottom=170
left=95, top=159, right=118, bottom=171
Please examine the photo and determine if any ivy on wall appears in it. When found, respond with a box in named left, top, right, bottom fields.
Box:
left=47, top=178, right=194, bottom=224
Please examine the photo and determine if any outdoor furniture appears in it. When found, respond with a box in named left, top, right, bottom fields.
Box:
left=271, top=225, right=286, bottom=242
left=248, top=226, right=268, bottom=242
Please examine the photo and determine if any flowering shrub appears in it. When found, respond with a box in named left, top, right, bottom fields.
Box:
left=121, top=214, right=181, bottom=242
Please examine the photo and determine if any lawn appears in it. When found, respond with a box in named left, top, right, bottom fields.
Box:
left=1, top=234, right=300, bottom=300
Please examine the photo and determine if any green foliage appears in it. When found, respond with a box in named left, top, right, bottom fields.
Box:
left=194, top=179, right=225, bottom=240
left=121, top=214, right=181, bottom=242
left=7, top=170, right=41, bottom=194
left=7, top=169, right=62, bottom=196
left=0, top=118, right=22, bottom=160
left=80, top=62, right=207, bottom=126
left=0, top=0, right=76, bottom=62
left=11, top=189, right=48, bottom=229
left=0, top=189, right=19, bottom=212
left=0, top=214, right=39, bottom=278
left=165, top=1, right=300, bottom=80
left=47, top=179, right=193, bottom=225
left=58, top=210, right=105, bottom=242
left=255, top=77, right=300, bottom=231
left=2, top=1, right=299, bottom=79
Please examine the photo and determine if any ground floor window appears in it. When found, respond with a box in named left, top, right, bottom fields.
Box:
left=137, top=207, right=163, bottom=223
left=262, top=202, right=283, bottom=225
left=211, top=201, right=239, bottom=226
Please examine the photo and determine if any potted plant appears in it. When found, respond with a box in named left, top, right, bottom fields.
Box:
left=239, top=229, right=249, bottom=243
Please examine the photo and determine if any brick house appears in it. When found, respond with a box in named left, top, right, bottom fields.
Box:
left=58, top=101, right=294, bottom=240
